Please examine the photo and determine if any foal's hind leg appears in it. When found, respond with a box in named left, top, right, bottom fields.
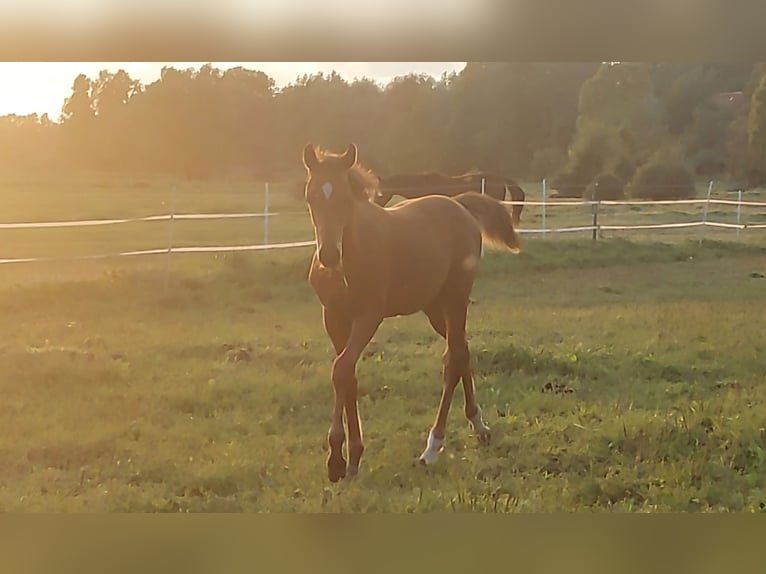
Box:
left=424, top=306, right=491, bottom=454
left=420, top=302, right=487, bottom=464
left=421, top=307, right=490, bottom=462
left=437, top=310, right=491, bottom=445
left=461, top=371, right=492, bottom=445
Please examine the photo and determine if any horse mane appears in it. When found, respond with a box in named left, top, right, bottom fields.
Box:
left=314, top=147, right=380, bottom=201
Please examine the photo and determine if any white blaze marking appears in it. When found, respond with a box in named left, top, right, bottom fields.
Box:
left=322, top=182, right=333, bottom=199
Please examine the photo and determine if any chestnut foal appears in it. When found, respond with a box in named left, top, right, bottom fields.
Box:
left=303, top=143, right=521, bottom=482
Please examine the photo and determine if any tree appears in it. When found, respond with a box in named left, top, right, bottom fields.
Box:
left=682, top=103, right=734, bottom=176
left=557, top=63, right=669, bottom=193
left=747, top=73, right=766, bottom=185
left=0, top=114, right=61, bottom=173
left=217, top=66, right=276, bottom=177
left=626, top=152, right=696, bottom=200
left=378, top=73, right=449, bottom=173
left=59, top=74, right=96, bottom=168
left=7, top=61, right=757, bottom=185
left=88, top=69, right=142, bottom=170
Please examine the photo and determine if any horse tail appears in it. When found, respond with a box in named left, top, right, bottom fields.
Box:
left=504, top=179, right=525, bottom=228
left=454, top=192, right=521, bottom=254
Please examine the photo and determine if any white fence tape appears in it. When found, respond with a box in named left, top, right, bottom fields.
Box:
left=518, top=225, right=597, bottom=234
left=1, top=193, right=764, bottom=266
left=501, top=198, right=766, bottom=208
left=1, top=199, right=763, bottom=231
left=516, top=221, right=764, bottom=234
left=0, top=240, right=317, bottom=265
left=0, top=211, right=280, bottom=230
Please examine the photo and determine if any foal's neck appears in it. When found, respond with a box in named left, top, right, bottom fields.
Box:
left=352, top=195, right=385, bottom=219
left=343, top=198, right=386, bottom=247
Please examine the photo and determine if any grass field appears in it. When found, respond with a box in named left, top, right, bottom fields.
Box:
left=1, top=176, right=766, bottom=512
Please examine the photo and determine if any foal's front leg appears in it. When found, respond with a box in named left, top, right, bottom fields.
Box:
left=323, top=306, right=351, bottom=482
left=328, top=313, right=381, bottom=482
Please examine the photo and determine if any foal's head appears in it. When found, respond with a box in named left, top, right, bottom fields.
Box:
left=303, top=143, right=377, bottom=269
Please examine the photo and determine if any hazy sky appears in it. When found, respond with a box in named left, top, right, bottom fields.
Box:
left=0, top=62, right=466, bottom=119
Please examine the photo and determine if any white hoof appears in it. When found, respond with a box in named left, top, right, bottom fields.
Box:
left=418, top=431, right=444, bottom=464
left=470, top=406, right=491, bottom=434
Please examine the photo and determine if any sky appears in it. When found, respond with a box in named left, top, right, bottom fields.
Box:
left=0, top=62, right=467, bottom=120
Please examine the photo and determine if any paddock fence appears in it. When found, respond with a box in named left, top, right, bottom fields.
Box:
left=1, top=179, right=765, bottom=266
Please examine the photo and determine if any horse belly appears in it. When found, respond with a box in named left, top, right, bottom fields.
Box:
left=383, top=237, right=451, bottom=317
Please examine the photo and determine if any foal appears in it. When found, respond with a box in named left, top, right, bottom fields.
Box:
left=303, top=143, right=521, bottom=482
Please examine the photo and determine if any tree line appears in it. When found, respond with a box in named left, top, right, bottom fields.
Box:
left=3, top=62, right=766, bottom=197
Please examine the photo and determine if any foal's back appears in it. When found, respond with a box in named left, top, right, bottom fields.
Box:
left=374, top=195, right=484, bottom=313
left=387, top=193, right=483, bottom=256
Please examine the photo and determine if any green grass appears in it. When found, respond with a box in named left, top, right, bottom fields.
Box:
left=1, top=233, right=765, bottom=512
left=0, top=174, right=310, bottom=260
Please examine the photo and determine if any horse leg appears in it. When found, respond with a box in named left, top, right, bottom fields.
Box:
left=424, top=305, right=491, bottom=452
left=458, top=362, right=491, bottom=445
left=335, top=312, right=364, bottom=478
left=328, top=313, right=381, bottom=481
left=419, top=302, right=472, bottom=464
left=323, top=306, right=352, bottom=482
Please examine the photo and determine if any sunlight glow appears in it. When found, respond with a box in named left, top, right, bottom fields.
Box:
left=0, top=62, right=466, bottom=120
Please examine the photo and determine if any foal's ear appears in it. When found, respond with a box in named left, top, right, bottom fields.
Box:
left=302, top=144, right=319, bottom=171
left=340, top=143, right=357, bottom=170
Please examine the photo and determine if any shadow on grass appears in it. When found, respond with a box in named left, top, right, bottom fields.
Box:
left=475, top=342, right=717, bottom=384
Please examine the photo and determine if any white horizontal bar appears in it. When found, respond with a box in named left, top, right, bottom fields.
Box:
left=0, top=240, right=316, bottom=265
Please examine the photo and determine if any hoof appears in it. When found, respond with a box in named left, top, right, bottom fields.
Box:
left=418, top=447, right=441, bottom=465
left=476, top=431, right=492, bottom=446
left=327, top=454, right=347, bottom=482
left=346, top=462, right=360, bottom=477
left=419, top=431, right=444, bottom=465
left=416, top=455, right=438, bottom=467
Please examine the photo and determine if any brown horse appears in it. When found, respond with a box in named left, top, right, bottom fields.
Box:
left=373, top=171, right=526, bottom=228
left=303, top=143, right=521, bottom=482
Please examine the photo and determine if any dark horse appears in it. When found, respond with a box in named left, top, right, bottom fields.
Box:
left=373, top=171, right=526, bottom=228
left=303, top=143, right=521, bottom=482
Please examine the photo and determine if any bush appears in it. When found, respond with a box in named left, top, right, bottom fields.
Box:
left=687, top=148, right=726, bottom=177
left=549, top=169, right=586, bottom=198
left=564, top=123, right=618, bottom=187
left=553, top=122, right=634, bottom=198
left=626, top=157, right=696, bottom=200
left=609, top=154, right=637, bottom=183
left=583, top=172, right=625, bottom=200
left=529, top=146, right=567, bottom=181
